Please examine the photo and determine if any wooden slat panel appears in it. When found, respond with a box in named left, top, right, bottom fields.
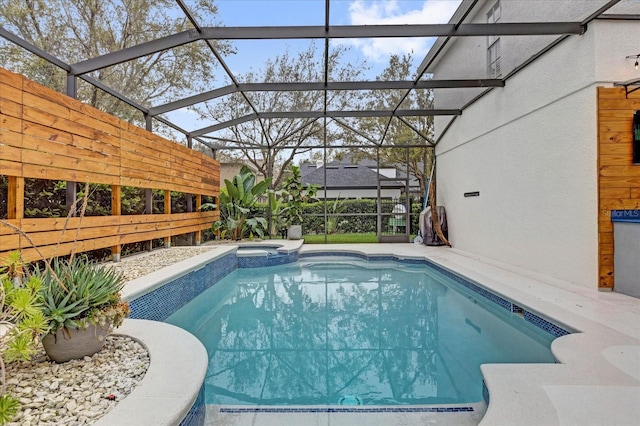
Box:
left=597, top=87, right=640, bottom=290
left=599, top=254, right=613, bottom=266
left=21, top=133, right=120, bottom=167
left=599, top=165, right=640, bottom=177
left=599, top=154, right=635, bottom=166
left=22, top=120, right=120, bottom=158
left=0, top=83, right=23, bottom=106
left=0, top=159, right=22, bottom=177
left=599, top=188, right=631, bottom=199
left=1, top=66, right=220, bottom=262
left=170, top=223, right=211, bottom=234
left=598, top=98, right=640, bottom=110
left=19, top=225, right=119, bottom=247
left=118, top=221, right=171, bottom=235
left=600, top=199, right=640, bottom=210
left=0, top=144, right=21, bottom=161
left=0, top=97, right=22, bottom=119
left=23, top=92, right=71, bottom=121
left=1, top=114, right=22, bottom=133
left=0, top=68, right=23, bottom=90
left=69, top=109, right=121, bottom=138
left=21, top=137, right=119, bottom=176
left=118, top=229, right=172, bottom=245
left=13, top=236, right=119, bottom=262
left=599, top=131, right=632, bottom=144
left=599, top=143, right=633, bottom=155
left=22, top=164, right=120, bottom=185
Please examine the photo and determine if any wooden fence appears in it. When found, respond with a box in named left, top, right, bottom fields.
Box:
left=597, top=86, right=640, bottom=289
left=0, top=67, right=219, bottom=261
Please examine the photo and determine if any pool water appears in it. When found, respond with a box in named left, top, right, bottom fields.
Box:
left=166, top=258, right=556, bottom=406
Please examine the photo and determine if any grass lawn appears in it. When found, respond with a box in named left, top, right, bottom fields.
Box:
left=303, top=233, right=378, bottom=244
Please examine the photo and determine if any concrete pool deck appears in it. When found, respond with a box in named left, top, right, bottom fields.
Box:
left=115, top=242, right=639, bottom=425
left=300, top=243, right=640, bottom=426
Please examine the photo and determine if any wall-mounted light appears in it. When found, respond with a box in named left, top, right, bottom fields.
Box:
left=627, top=53, right=640, bottom=70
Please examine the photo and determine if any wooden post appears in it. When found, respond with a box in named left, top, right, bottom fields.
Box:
left=195, top=194, right=202, bottom=246
left=8, top=176, right=24, bottom=220
left=111, top=185, right=122, bottom=262
left=164, top=189, right=171, bottom=248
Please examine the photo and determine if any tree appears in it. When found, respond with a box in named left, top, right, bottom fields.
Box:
left=342, top=53, right=435, bottom=196
left=0, top=0, right=231, bottom=128
left=200, top=43, right=367, bottom=189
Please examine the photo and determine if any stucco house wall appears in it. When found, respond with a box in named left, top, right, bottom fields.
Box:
left=432, top=7, right=640, bottom=288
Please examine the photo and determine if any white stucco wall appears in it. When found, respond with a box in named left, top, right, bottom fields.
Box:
left=434, top=19, right=640, bottom=288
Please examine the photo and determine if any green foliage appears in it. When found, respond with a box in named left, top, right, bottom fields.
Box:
left=0, top=394, right=20, bottom=425
left=201, top=43, right=366, bottom=189
left=303, top=233, right=378, bottom=244
left=0, top=0, right=232, bottom=129
left=253, top=198, right=422, bottom=236
left=0, top=252, right=48, bottom=424
left=326, top=194, right=348, bottom=235
left=266, top=190, right=287, bottom=237
left=281, top=165, right=319, bottom=226
left=213, top=166, right=272, bottom=240
left=31, top=257, right=128, bottom=333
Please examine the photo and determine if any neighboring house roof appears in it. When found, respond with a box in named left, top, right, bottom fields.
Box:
left=302, top=162, right=404, bottom=189
left=301, top=157, right=421, bottom=190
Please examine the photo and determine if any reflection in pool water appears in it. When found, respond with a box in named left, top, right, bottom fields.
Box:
left=166, top=259, right=556, bottom=405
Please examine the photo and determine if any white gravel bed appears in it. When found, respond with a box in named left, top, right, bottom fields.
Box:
left=104, top=247, right=215, bottom=281
left=6, top=336, right=149, bottom=426
left=4, top=247, right=213, bottom=426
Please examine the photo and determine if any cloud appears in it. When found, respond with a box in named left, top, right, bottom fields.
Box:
left=345, top=0, right=461, bottom=62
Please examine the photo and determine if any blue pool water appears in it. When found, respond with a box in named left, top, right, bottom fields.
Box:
left=166, top=258, right=557, bottom=406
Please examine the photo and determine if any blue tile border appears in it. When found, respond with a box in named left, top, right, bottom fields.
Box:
left=237, top=251, right=299, bottom=268
left=219, top=406, right=475, bottom=413
left=524, top=311, right=570, bottom=338
left=128, top=252, right=236, bottom=321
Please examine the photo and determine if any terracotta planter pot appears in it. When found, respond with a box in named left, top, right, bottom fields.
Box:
left=42, top=324, right=110, bottom=363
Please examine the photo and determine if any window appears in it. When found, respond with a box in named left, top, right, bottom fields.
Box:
left=487, top=1, right=501, bottom=78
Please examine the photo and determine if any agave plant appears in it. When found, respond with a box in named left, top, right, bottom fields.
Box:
left=212, top=165, right=272, bottom=240
left=32, top=257, right=128, bottom=333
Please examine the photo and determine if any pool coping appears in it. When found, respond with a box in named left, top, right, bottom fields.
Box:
left=94, top=319, right=208, bottom=426
left=114, top=242, right=640, bottom=426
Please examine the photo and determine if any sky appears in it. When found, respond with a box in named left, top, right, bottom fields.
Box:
left=208, top=0, right=461, bottom=78
left=164, top=0, right=462, bottom=132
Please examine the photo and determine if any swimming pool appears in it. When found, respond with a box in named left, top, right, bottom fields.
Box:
left=165, top=257, right=558, bottom=406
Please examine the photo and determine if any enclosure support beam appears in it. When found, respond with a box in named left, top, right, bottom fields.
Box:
left=195, top=195, right=202, bottom=246
left=186, top=192, right=194, bottom=245
left=111, top=185, right=122, bottom=262
left=7, top=176, right=24, bottom=220
left=164, top=190, right=171, bottom=248
left=65, top=182, right=77, bottom=217
left=145, top=189, right=153, bottom=252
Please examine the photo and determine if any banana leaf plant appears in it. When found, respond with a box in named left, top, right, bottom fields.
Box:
left=212, top=166, right=271, bottom=240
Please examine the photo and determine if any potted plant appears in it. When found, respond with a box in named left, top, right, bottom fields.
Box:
left=281, top=165, right=318, bottom=240
left=31, top=256, right=129, bottom=363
